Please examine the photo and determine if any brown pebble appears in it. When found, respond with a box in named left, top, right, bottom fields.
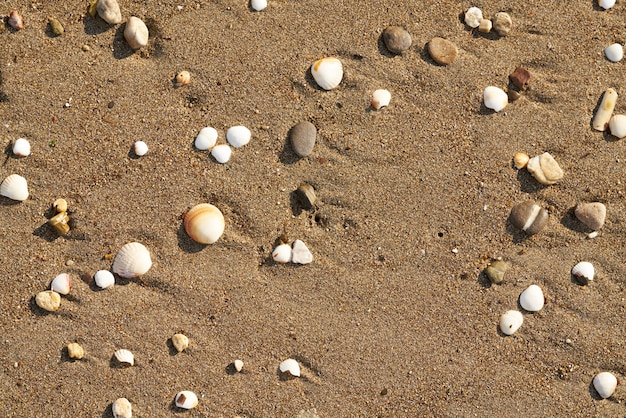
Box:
left=509, top=67, right=531, bottom=90
left=290, top=121, right=316, bottom=157
left=493, top=12, right=512, bottom=36
left=427, top=37, right=458, bottom=65
left=510, top=200, right=548, bottom=235
left=382, top=26, right=412, bottom=54
left=574, top=202, right=606, bottom=230
left=507, top=87, right=521, bottom=102
left=8, top=10, right=24, bottom=30
left=485, top=260, right=508, bottom=285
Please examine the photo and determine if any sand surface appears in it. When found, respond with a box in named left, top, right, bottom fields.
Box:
left=1, top=0, right=626, bottom=416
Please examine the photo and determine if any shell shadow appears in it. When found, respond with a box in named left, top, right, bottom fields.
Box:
left=560, top=206, right=590, bottom=233
left=176, top=223, right=206, bottom=253
left=588, top=380, right=609, bottom=401
left=420, top=41, right=439, bottom=66
left=166, top=338, right=180, bottom=357
left=112, top=24, right=134, bottom=60
left=304, top=66, right=327, bottom=92
left=0, top=195, right=24, bottom=206
left=127, top=145, right=141, bottom=160
left=101, top=403, right=114, bottom=418
left=225, top=362, right=238, bottom=375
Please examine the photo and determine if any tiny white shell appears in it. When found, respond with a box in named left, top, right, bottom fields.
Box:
left=112, top=397, right=132, bottom=418
left=279, top=358, right=300, bottom=377
left=124, top=17, right=149, bottom=50
left=195, top=127, right=218, bottom=150
left=251, top=0, right=267, bottom=11
left=483, top=86, right=508, bottom=112
left=499, top=310, right=523, bottom=335
left=272, top=243, right=292, bottom=264
left=599, top=0, right=616, bottom=10
left=112, top=242, right=152, bottom=279
left=593, top=371, right=617, bottom=398
left=12, top=138, right=31, bottom=157
left=184, top=203, right=225, bottom=244
left=291, top=240, right=313, bottom=265
left=234, top=359, right=244, bottom=372
left=371, top=89, right=391, bottom=110
left=0, top=174, right=29, bottom=201
left=211, top=144, right=232, bottom=163
left=94, top=270, right=115, bottom=289
left=605, top=43, right=623, bottom=63
left=519, top=284, right=544, bottom=312
left=571, top=261, right=594, bottom=283
left=226, top=126, right=251, bottom=148
left=50, top=273, right=72, bottom=295
left=114, top=349, right=134, bottom=366
left=609, top=114, right=626, bottom=139
left=133, top=141, right=148, bottom=156
left=311, top=57, right=343, bottom=91
left=175, top=391, right=198, bottom=409
left=465, top=7, right=483, bottom=28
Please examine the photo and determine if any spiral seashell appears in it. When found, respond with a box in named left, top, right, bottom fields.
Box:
left=175, top=391, right=198, bottom=409
left=114, top=349, right=134, bottom=367
left=184, top=204, right=225, bottom=244
left=112, top=242, right=152, bottom=278
left=50, top=273, right=71, bottom=295
left=124, top=17, right=149, bottom=50
left=311, top=57, right=343, bottom=90
left=1, top=174, right=29, bottom=201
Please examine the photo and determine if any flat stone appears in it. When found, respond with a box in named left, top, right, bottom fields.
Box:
left=575, top=202, right=606, bottom=230
left=290, top=121, right=316, bottom=157
left=526, top=152, right=563, bottom=185
left=291, top=240, right=313, bottom=264
left=493, top=12, right=512, bottom=36
left=382, top=26, right=412, bottom=54
left=427, top=37, right=458, bottom=65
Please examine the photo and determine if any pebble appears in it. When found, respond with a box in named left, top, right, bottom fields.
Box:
left=593, top=372, right=617, bottom=399
left=493, top=12, right=512, bottom=36
left=133, top=141, right=148, bottom=156
left=371, top=89, right=391, bottom=110
left=478, top=18, right=492, bottom=33
left=67, top=342, right=84, bottom=360
left=509, top=67, right=531, bottom=91
left=513, top=152, right=529, bottom=169
left=97, top=0, right=122, bottom=25
left=234, top=359, right=244, bottom=372
left=427, top=37, right=458, bottom=65
left=599, top=0, right=616, bottom=10
left=226, top=126, right=251, bottom=148
left=526, top=152, right=563, bottom=185
left=609, top=114, right=626, bottom=138
left=519, top=284, right=544, bottom=312
left=35, top=290, right=61, bottom=312
left=112, top=398, right=132, bottom=418
left=290, top=121, right=316, bottom=157
left=272, top=243, right=292, bottom=264
left=605, top=43, right=623, bottom=62
left=124, top=17, right=149, bottom=50
left=48, top=17, right=64, bottom=36
left=251, top=0, right=267, bottom=11
left=499, top=310, right=523, bottom=335
left=382, top=26, right=412, bottom=54
left=53, top=198, right=68, bottom=213
left=510, top=200, right=549, bottom=235
left=12, top=138, right=31, bottom=157
left=574, top=202, right=606, bottom=230
left=485, top=260, right=507, bottom=284
left=483, top=86, right=508, bottom=112
left=593, top=88, right=618, bottom=131
left=464, top=7, right=483, bottom=28
left=175, top=70, right=191, bottom=87
left=8, top=10, right=24, bottom=31
left=211, top=144, right=232, bottom=163
left=171, top=333, right=189, bottom=353
left=291, top=240, right=313, bottom=264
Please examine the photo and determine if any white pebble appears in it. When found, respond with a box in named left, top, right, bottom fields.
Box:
left=599, top=0, right=616, bottom=10
left=483, top=86, right=508, bottom=112
left=195, top=127, right=218, bottom=150
left=609, top=114, right=626, bottom=139
left=272, top=243, right=292, bottom=264
left=251, top=0, right=267, bottom=11
left=279, top=358, right=300, bottom=377
left=464, top=7, right=483, bottom=28
left=291, top=240, right=313, bottom=264
left=593, top=371, right=617, bottom=398
left=94, top=270, right=115, bottom=289
left=134, top=141, right=148, bottom=156
left=499, top=310, right=523, bottom=335
left=112, top=398, right=132, bottom=418
left=124, top=16, right=149, bottom=50
left=605, top=43, right=623, bottom=62
left=226, top=126, right=251, bottom=148
left=211, top=144, right=232, bottom=163
left=371, top=89, right=391, bottom=110
left=12, top=138, right=30, bottom=157
left=519, top=284, right=544, bottom=312
left=234, top=359, right=244, bottom=372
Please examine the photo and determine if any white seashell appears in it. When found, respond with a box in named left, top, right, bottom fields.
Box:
left=593, top=372, right=617, bottom=398
left=605, top=43, right=623, bottom=62
left=483, top=86, right=508, bottom=112
left=464, top=7, right=483, bottom=28
left=592, top=88, right=618, bottom=131
left=291, top=240, right=313, bottom=265
left=571, top=261, right=595, bottom=284
left=251, top=0, right=267, bottom=11
left=272, top=243, right=292, bottom=264
left=195, top=127, right=218, bottom=150
left=124, top=17, right=149, bottom=50
left=50, top=273, right=71, bottom=295
left=599, top=0, right=616, bottom=10
left=211, top=144, right=232, bottom=163
left=371, top=89, right=391, bottom=110
left=175, top=391, right=198, bottom=409
left=279, top=358, right=300, bottom=377
left=114, top=349, right=134, bottom=366
left=0, top=174, right=29, bottom=201
left=133, top=141, right=148, bottom=156
left=184, top=203, right=225, bottom=244
left=112, top=398, right=132, bottom=418
left=234, top=359, right=244, bottom=372
left=226, top=126, right=251, bottom=148
left=12, top=138, right=30, bottom=157
left=94, top=270, right=115, bottom=289
left=519, top=284, right=544, bottom=312
left=112, top=242, right=152, bottom=279
left=97, top=0, right=122, bottom=24
left=609, top=114, right=626, bottom=139
left=499, top=310, right=523, bottom=335
left=311, top=57, right=343, bottom=91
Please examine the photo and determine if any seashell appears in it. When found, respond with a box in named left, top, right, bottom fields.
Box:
left=234, top=359, right=244, bottom=372
left=49, top=211, right=70, bottom=235
left=53, top=198, right=68, bottom=213
left=94, top=270, right=115, bottom=289
left=226, top=126, right=251, bottom=148
left=67, top=342, right=84, bottom=360
left=609, top=114, right=626, bottom=139
left=112, top=398, right=132, bottom=418
left=483, top=86, right=508, bottom=112
left=211, top=144, right=232, bottom=163
left=112, top=242, right=152, bottom=279
left=485, top=260, right=507, bottom=285
left=114, top=349, right=134, bottom=367
left=295, top=183, right=317, bottom=210
left=575, top=202, right=606, bottom=231
left=371, top=89, right=391, bottom=110
left=175, top=391, right=198, bottom=409
left=1, top=174, right=29, bottom=201
left=526, top=152, right=563, bottom=185
left=124, top=17, right=149, bottom=50
left=499, top=310, right=523, bottom=336
left=592, top=88, right=617, bottom=131
left=311, top=57, right=343, bottom=91
left=513, top=152, right=529, bottom=169
left=133, top=141, right=148, bottom=156
left=464, top=7, right=483, bottom=28
left=175, top=70, right=191, bottom=87
left=195, top=127, right=218, bottom=150
left=290, top=121, right=316, bottom=157
left=599, top=0, right=616, bottom=10
left=279, top=358, right=300, bottom=377
left=605, top=43, right=623, bottom=63
left=382, top=26, right=412, bottom=54
left=593, top=372, right=617, bottom=399
left=50, top=273, right=71, bottom=295
left=171, top=333, right=189, bottom=353
left=184, top=203, right=225, bottom=244
left=291, top=240, right=313, bottom=265
left=519, top=284, right=544, bottom=312
left=97, top=0, right=122, bottom=24
left=478, top=18, right=492, bottom=33
left=572, top=261, right=595, bottom=285
left=48, top=17, right=64, bottom=36
left=251, top=0, right=268, bottom=11
left=8, top=10, right=24, bottom=30
left=35, top=290, right=61, bottom=312
left=510, top=200, right=549, bottom=235
left=272, top=243, right=292, bottom=264
left=493, top=12, right=513, bottom=36
left=12, top=138, right=30, bottom=157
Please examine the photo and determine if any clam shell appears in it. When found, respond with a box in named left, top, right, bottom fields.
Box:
left=124, top=17, right=149, bottom=50
left=211, top=144, right=232, bottom=163
left=609, top=114, right=626, bottom=139
left=295, top=183, right=317, bottom=210
left=526, top=152, right=563, bottom=185
left=112, top=242, right=152, bottom=279
left=251, top=0, right=268, bottom=11
left=195, top=127, right=218, bottom=150
left=112, top=398, right=132, bottom=418
left=371, top=89, right=391, bottom=110
left=133, top=141, right=148, bottom=156
left=175, top=391, right=198, bottom=409
left=272, top=243, right=292, bottom=264
left=94, top=270, right=115, bottom=289
left=184, top=203, right=225, bottom=244
left=1, top=174, right=29, bottom=201
left=50, top=273, right=72, bottom=295
left=114, top=349, right=134, bottom=366
left=593, top=372, right=617, bottom=399
left=571, top=261, right=594, bottom=285
left=499, top=310, right=523, bottom=335
left=12, top=138, right=30, bottom=157
left=519, top=284, right=544, bottom=312
left=483, top=86, right=508, bottom=112
left=279, top=358, right=300, bottom=377
left=226, top=126, right=251, bottom=148
left=311, top=57, right=343, bottom=90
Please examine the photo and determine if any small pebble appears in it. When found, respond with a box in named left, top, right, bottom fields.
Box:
left=509, top=67, right=531, bottom=91
left=67, top=342, right=84, bottom=360
left=175, top=70, right=191, bottom=87
left=82, top=44, right=91, bottom=52
left=48, top=17, right=64, bottom=36
left=53, top=198, right=68, bottom=213
left=513, top=152, right=529, bottom=169
left=171, top=333, right=189, bottom=353
left=427, top=37, right=458, bottom=65
left=599, top=0, right=616, bottom=10
left=526, top=152, right=564, bottom=185
left=493, top=12, right=512, bottom=36
left=133, top=141, right=148, bottom=156
left=97, top=0, right=122, bottom=24
left=499, top=310, right=523, bottom=335
left=251, top=0, right=267, bottom=11
left=510, top=200, right=549, bottom=235
left=574, top=202, right=606, bottom=230
left=464, top=7, right=483, bottom=28
left=94, top=270, right=115, bottom=289
left=35, top=290, right=61, bottom=312
left=291, top=240, right=313, bottom=265
left=195, top=127, right=218, bottom=150
left=478, top=18, right=492, bottom=33
left=112, top=398, right=132, bottom=418
left=609, top=114, right=626, bottom=138
left=485, top=260, right=507, bottom=284
left=605, top=43, right=623, bottom=62
left=226, top=126, right=251, bottom=148
left=290, top=121, right=316, bottom=157
left=211, top=144, right=232, bottom=163
left=8, top=10, right=24, bottom=30
left=12, top=138, right=31, bottom=157
left=234, top=359, right=244, bottom=372
left=382, top=26, right=412, bottom=54
left=519, top=284, right=544, bottom=312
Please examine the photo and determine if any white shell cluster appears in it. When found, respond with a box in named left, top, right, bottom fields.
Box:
left=124, top=17, right=149, bottom=50
left=12, top=138, right=31, bottom=157
left=114, top=349, right=134, bottom=366
left=272, top=239, right=313, bottom=264
left=371, top=89, right=391, bottom=110
left=279, top=358, right=300, bottom=377
left=50, top=273, right=72, bottom=295
left=194, top=125, right=251, bottom=164
left=94, top=270, right=115, bottom=289
left=593, top=371, right=617, bottom=398
left=1, top=174, right=29, bottom=201
left=605, top=43, right=623, bottom=63
left=311, top=57, right=343, bottom=90
left=184, top=203, right=225, bottom=244
left=133, top=141, right=148, bottom=156
left=175, top=391, right=198, bottom=409
left=519, top=285, right=544, bottom=312
left=483, top=86, right=508, bottom=112
left=112, top=242, right=152, bottom=279
left=499, top=310, right=523, bottom=335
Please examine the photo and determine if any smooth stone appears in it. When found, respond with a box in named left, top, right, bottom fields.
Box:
left=112, top=398, right=133, bottom=418
left=251, top=0, right=267, bottom=11
left=97, top=0, right=122, bottom=24
left=485, top=260, right=507, bottom=284
left=519, top=284, right=544, bottom=312
left=510, top=200, right=549, bottom=235
left=499, top=310, right=523, bottom=335
left=211, top=144, right=232, bottom=163
left=382, top=26, right=412, bottom=54
left=593, top=372, right=617, bottom=398
left=575, top=202, right=606, bottom=230
left=509, top=67, right=531, bottom=91
left=605, top=43, right=623, bottom=62
left=478, top=18, right=492, bottom=33
left=124, top=17, right=149, bottom=50
left=67, top=343, right=84, bottom=360
left=36, top=290, right=61, bottom=312
left=493, top=12, right=512, bottom=36
left=172, top=333, right=189, bottom=352
left=427, top=37, right=458, bottom=65
left=526, top=152, right=563, bottom=185
left=290, top=121, right=316, bottom=157
left=48, top=17, right=64, bottom=36
left=291, top=240, right=313, bottom=264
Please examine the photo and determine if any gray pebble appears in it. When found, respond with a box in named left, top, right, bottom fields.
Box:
left=575, top=202, right=606, bottom=230
left=493, top=12, right=512, bottom=36
left=382, top=26, right=412, bottom=54
left=290, top=121, right=316, bottom=157
left=427, top=37, right=458, bottom=65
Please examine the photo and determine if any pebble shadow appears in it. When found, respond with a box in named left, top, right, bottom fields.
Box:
left=82, top=14, right=112, bottom=36
left=477, top=270, right=492, bottom=289
left=516, top=169, right=547, bottom=194
left=112, top=24, right=134, bottom=60
left=176, top=223, right=206, bottom=253
left=279, top=128, right=301, bottom=165
left=33, top=222, right=61, bottom=242
left=166, top=338, right=180, bottom=357
left=376, top=33, right=397, bottom=58
left=225, top=362, right=238, bottom=375
left=588, top=380, right=607, bottom=401
left=101, top=403, right=114, bottom=418
left=560, top=207, right=589, bottom=233
left=127, top=145, right=141, bottom=160
left=505, top=216, right=530, bottom=244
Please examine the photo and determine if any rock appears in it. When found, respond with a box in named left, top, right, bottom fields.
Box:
left=478, top=18, right=492, bottom=33
left=526, top=152, right=563, bottom=185
left=112, top=398, right=132, bottom=418
left=291, top=240, right=313, bottom=264
left=67, top=343, right=84, bottom=360
left=35, top=290, right=61, bottom=312
left=493, top=12, right=512, bottom=36
left=485, top=260, right=507, bottom=284
left=575, top=202, right=606, bottom=230
left=97, top=0, right=122, bottom=24
left=509, top=67, right=531, bottom=90
left=124, top=17, right=149, bottom=50
left=382, top=26, right=412, bottom=54
left=510, top=201, right=549, bottom=235
left=171, top=333, right=189, bottom=353
left=48, top=17, right=64, bottom=36
left=290, top=121, right=316, bottom=157
left=427, top=37, right=458, bottom=65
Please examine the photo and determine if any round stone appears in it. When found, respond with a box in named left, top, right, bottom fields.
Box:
left=382, top=26, right=412, bottom=54
left=493, top=12, right=512, bottom=36
left=35, top=290, right=61, bottom=312
left=427, top=37, right=458, bottom=65
left=575, top=202, right=606, bottom=231
left=290, top=121, right=316, bottom=157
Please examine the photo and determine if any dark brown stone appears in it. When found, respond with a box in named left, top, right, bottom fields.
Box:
left=509, top=67, right=531, bottom=91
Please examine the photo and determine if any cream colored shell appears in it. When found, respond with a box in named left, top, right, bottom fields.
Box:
left=311, top=57, right=343, bottom=90
left=1, top=174, right=29, bottom=201
left=184, top=204, right=225, bottom=244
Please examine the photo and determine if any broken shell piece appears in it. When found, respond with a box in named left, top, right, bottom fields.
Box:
left=272, top=243, right=292, bottom=264
left=211, top=144, right=232, bottom=163
left=483, top=86, right=508, bottom=112
left=295, top=183, right=317, bottom=210
left=49, top=211, right=70, bottom=235
left=593, top=372, right=617, bottom=399
left=499, top=310, right=523, bottom=335
left=36, top=290, right=61, bottom=312
left=526, top=152, right=563, bottom=185
left=175, top=391, right=198, bottom=409
left=96, top=0, right=122, bottom=24
left=605, top=43, right=623, bottom=63
left=234, top=359, right=244, bottom=372
left=371, top=89, right=391, bottom=110
left=464, top=7, right=483, bottom=28
left=112, top=398, right=132, bottom=418
left=51, top=273, right=71, bottom=295
left=513, top=152, right=529, bottom=169
left=175, top=70, right=191, bottom=87
left=519, top=284, right=544, bottom=312
left=510, top=200, right=549, bottom=235
left=184, top=203, right=225, bottom=244
left=195, top=127, right=218, bottom=150
left=94, top=270, right=115, bottom=289
left=575, top=202, right=606, bottom=231
left=114, top=349, right=134, bottom=367
left=12, top=138, right=30, bottom=157
left=1, top=174, right=29, bottom=201
left=592, top=88, right=618, bottom=131
left=53, top=198, right=68, bottom=213
left=291, top=240, right=313, bottom=265
left=571, top=261, right=594, bottom=285
left=311, top=57, right=343, bottom=91
left=112, top=242, right=152, bottom=279
left=279, top=358, right=300, bottom=377
left=171, top=334, right=189, bottom=353
left=493, top=12, right=512, bottom=36
left=133, top=141, right=148, bottom=156
left=485, top=260, right=507, bottom=285
left=226, top=126, right=251, bottom=148
left=124, top=17, right=149, bottom=50
left=67, top=342, right=84, bottom=360
left=478, top=18, right=492, bottom=33
left=609, top=115, right=626, bottom=139
left=8, top=10, right=24, bottom=30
